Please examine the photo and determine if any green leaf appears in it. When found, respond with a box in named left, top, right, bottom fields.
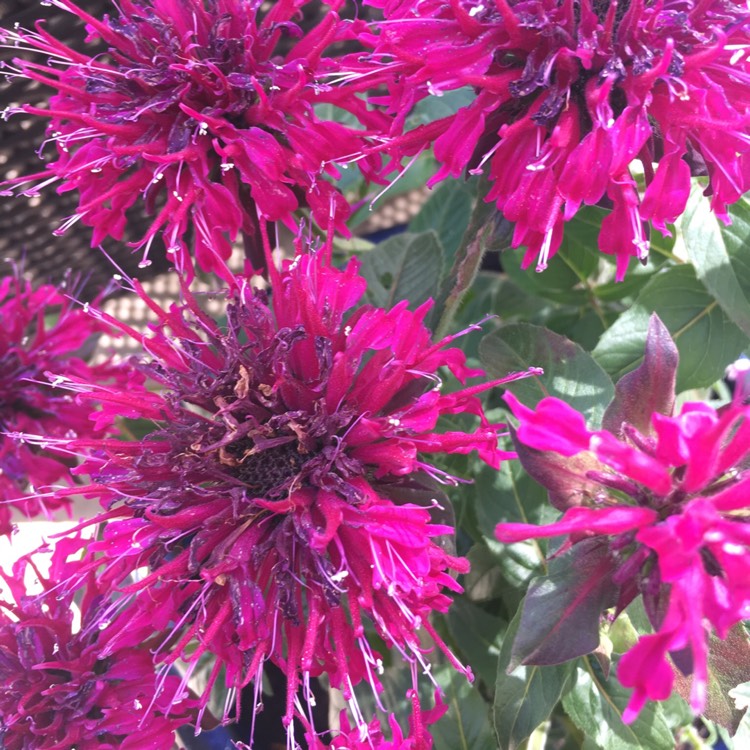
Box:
left=681, top=187, right=750, bottom=338
left=494, top=608, right=576, bottom=750
left=432, top=665, right=497, bottom=750
left=410, top=179, right=476, bottom=260
left=450, top=273, right=505, bottom=359
left=463, top=542, right=514, bottom=603
left=473, top=458, right=551, bottom=608
left=447, top=598, right=504, bottom=686
left=555, top=207, right=604, bottom=280
left=592, top=265, right=749, bottom=391
left=479, top=322, right=615, bottom=426
left=406, top=88, right=477, bottom=130
left=559, top=310, right=611, bottom=352
left=432, top=177, right=501, bottom=336
left=499, top=207, right=604, bottom=306
left=502, top=247, right=591, bottom=306
left=359, top=231, right=444, bottom=310
left=724, top=197, right=750, bottom=293
left=563, top=656, right=676, bottom=750
left=475, top=458, right=551, bottom=539
left=492, top=277, right=550, bottom=322
left=592, top=263, right=660, bottom=303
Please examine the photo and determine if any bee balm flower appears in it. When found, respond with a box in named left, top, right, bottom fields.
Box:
left=368, top=0, right=750, bottom=278
left=51, top=248, right=533, bottom=746
left=0, top=557, right=188, bottom=750
left=496, top=319, right=750, bottom=721
left=1, top=0, right=386, bottom=279
left=0, top=270, right=125, bottom=535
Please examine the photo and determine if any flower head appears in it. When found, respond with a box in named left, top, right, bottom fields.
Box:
left=496, top=384, right=750, bottom=721
left=0, top=555, right=189, bottom=750
left=1, top=0, right=386, bottom=279
left=368, top=0, right=750, bottom=278
left=48, top=247, right=530, bottom=745
left=0, top=269, right=124, bottom=535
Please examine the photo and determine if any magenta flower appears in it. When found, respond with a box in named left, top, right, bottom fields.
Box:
left=47, top=248, right=531, bottom=745
left=368, top=0, right=750, bottom=279
left=1, top=0, right=386, bottom=279
left=495, top=336, right=750, bottom=722
left=0, top=555, right=189, bottom=750
left=0, top=270, right=125, bottom=535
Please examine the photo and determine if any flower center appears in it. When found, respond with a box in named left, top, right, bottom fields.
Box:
left=225, top=438, right=306, bottom=498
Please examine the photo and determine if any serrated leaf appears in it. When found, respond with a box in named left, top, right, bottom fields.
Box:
left=360, top=231, right=444, bottom=310
left=473, top=459, right=550, bottom=602
left=682, top=187, right=750, bottom=338
left=563, top=656, right=676, bottom=750
left=510, top=539, right=617, bottom=668
left=494, top=607, right=576, bottom=750
left=410, top=179, right=475, bottom=260
left=406, top=88, right=477, bottom=130
left=432, top=177, right=500, bottom=335
left=479, top=322, right=615, bottom=426
left=447, top=599, right=504, bottom=686
left=499, top=208, right=604, bottom=305
left=592, top=265, right=749, bottom=392
left=432, top=666, right=496, bottom=750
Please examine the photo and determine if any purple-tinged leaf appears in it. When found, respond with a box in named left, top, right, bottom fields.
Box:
left=674, top=624, right=750, bottom=733
left=510, top=539, right=618, bottom=668
left=511, top=426, right=604, bottom=511
left=602, top=314, right=678, bottom=439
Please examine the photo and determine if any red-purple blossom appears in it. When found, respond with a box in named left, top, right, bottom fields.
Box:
left=0, top=0, right=386, bottom=279
left=366, top=0, right=750, bottom=279
left=0, top=555, right=189, bottom=750
left=496, top=389, right=750, bottom=722
left=0, top=270, right=125, bottom=536
left=45, top=247, right=532, bottom=746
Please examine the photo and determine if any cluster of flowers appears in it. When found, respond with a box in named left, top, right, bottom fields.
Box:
left=4, top=0, right=750, bottom=278
left=496, top=320, right=750, bottom=721
left=0, top=0, right=749, bottom=747
left=1, top=238, right=531, bottom=747
left=0, top=270, right=128, bottom=535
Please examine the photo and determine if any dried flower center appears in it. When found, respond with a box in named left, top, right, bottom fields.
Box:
left=225, top=438, right=306, bottom=498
